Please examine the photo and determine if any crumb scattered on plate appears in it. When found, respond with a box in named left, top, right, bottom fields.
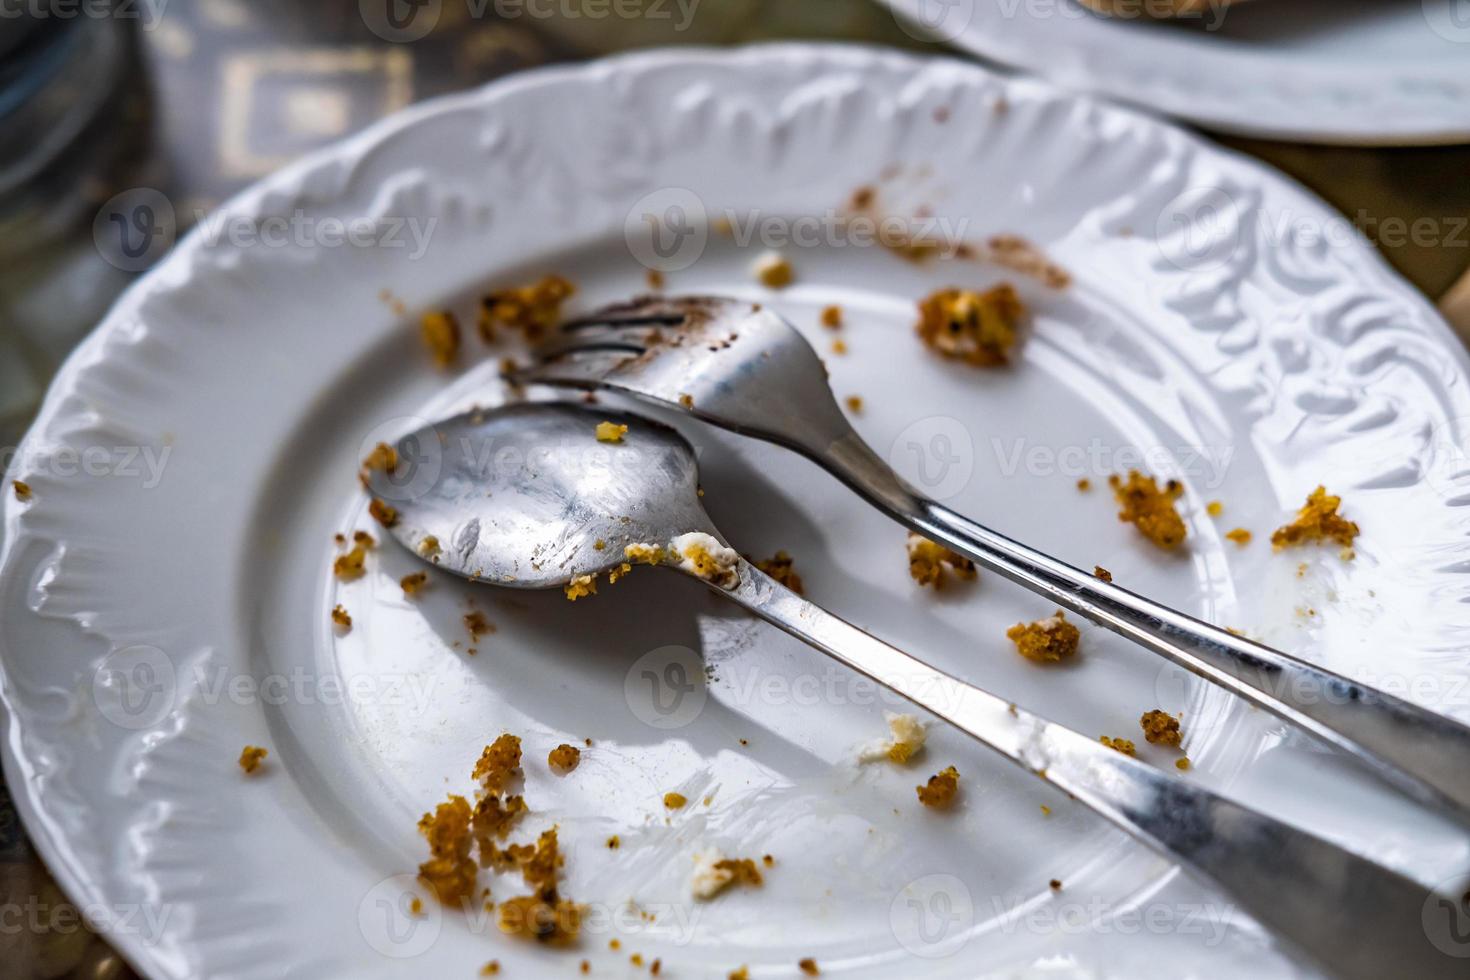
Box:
left=915, top=284, right=1024, bottom=367
left=418, top=535, right=441, bottom=558
left=595, top=421, right=628, bottom=443
left=479, top=274, right=575, bottom=342
left=1075, top=478, right=1091, bottom=492
left=1100, top=736, right=1136, bottom=756
left=752, top=550, right=803, bottom=595
left=12, top=480, right=33, bottom=501
left=1271, top=486, right=1358, bottom=556
left=820, top=306, right=842, bottom=329
left=690, top=849, right=763, bottom=899
left=1224, top=527, right=1251, bottom=546
left=1109, top=471, right=1185, bottom=550
left=625, top=542, right=666, bottom=565
left=752, top=252, right=793, bottom=289
left=831, top=338, right=848, bottom=355
left=400, top=571, right=429, bottom=596
left=363, top=442, right=398, bottom=473
left=906, top=532, right=977, bottom=589
left=465, top=610, right=494, bottom=639
left=844, top=395, right=863, bottom=413
left=368, top=498, right=399, bottom=528
left=548, top=744, right=581, bottom=775
left=1006, top=610, right=1080, bottom=663
left=564, top=574, right=598, bottom=601
left=333, top=542, right=369, bottom=580
left=238, top=745, right=268, bottom=774
left=859, top=711, right=927, bottom=764
left=420, top=310, right=461, bottom=368
left=1140, top=709, right=1182, bottom=747
left=663, top=792, right=688, bottom=809
left=646, top=269, right=666, bottom=290
left=916, top=766, right=960, bottom=808
left=1205, top=500, right=1223, bottom=517
left=331, top=604, right=352, bottom=629
left=1093, top=565, right=1112, bottom=583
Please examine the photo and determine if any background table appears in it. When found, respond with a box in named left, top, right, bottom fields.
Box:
left=2, top=2, right=1468, bottom=976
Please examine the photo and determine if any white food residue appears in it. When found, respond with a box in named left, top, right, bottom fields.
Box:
left=858, top=711, right=927, bottom=764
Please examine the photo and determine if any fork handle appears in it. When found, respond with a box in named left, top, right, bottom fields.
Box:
left=707, top=558, right=1462, bottom=980
left=818, top=433, right=1470, bottom=823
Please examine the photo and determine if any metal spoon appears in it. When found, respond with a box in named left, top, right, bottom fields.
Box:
left=367, top=400, right=1463, bottom=980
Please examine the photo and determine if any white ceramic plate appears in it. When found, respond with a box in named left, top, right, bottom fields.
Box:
left=882, top=0, right=1470, bottom=145
left=4, top=44, right=1470, bottom=980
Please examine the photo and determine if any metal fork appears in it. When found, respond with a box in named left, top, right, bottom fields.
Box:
left=514, top=294, right=1470, bottom=823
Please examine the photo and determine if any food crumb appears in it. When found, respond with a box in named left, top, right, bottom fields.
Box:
left=410, top=897, right=424, bottom=916
left=664, top=792, right=688, bottom=809
left=400, top=572, right=429, bottom=596
left=548, top=744, right=581, bottom=774
left=368, top=498, right=399, bottom=528
left=670, top=532, right=740, bottom=589
left=1176, top=757, right=1192, bottom=771
left=906, top=532, right=977, bottom=589
left=580, top=960, right=590, bottom=974
left=565, top=574, right=598, bottom=601
left=595, top=421, right=629, bottom=443
left=418, top=535, right=441, bottom=558
left=606, top=835, right=620, bottom=849
left=729, top=968, right=749, bottom=980
left=238, top=745, right=268, bottom=774
left=1039, top=804, right=1051, bottom=816
left=1049, top=879, right=1062, bottom=891
left=820, top=305, right=843, bottom=329
left=331, top=604, right=352, bottom=630
left=624, top=542, right=666, bottom=565
left=480, top=961, right=500, bottom=976
left=916, top=766, right=960, bottom=808
left=12, top=480, right=32, bottom=501
left=691, top=850, right=763, bottom=899
left=831, top=338, right=848, bottom=355
left=753, top=550, right=804, bottom=595
left=363, top=442, right=398, bottom=474
left=479, top=274, right=575, bottom=342
left=646, top=269, right=666, bottom=290
left=333, top=542, right=369, bottom=580
left=844, top=395, right=863, bottom=413
left=1224, top=527, right=1252, bottom=546
left=465, top=610, right=494, bottom=640
left=1140, top=709, right=1182, bottom=747
left=1206, top=500, right=1223, bottom=517
left=1109, top=471, right=1186, bottom=550
left=916, top=283, right=1025, bottom=367
left=753, top=252, right=794, bottom=289
left=420, top=310, right=461, bottom=368
left=1100, top=736, right=1136, bottom=757
left=1076, top=478, right=1091, bottom=492
left=859, top=711, right=927, bottom=765
left=678, top=393, right=694, bottom=408
left=799, top=958, right=820, bottom=976
left=610, top=939, right=621, bottom=951
left=1093, top=565, right=1113, bottom=583
left=1006, top=611, right=1080, bottom=663
left=1271, top=486, right=1359, bottom=553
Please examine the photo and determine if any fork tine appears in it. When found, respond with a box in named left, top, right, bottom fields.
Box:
left=561, top=294, right=733, bottom=331
left=510, top=348, right=636, bottom=389
left=534, top=333, right=646, bottom=361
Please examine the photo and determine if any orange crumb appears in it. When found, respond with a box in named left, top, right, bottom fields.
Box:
left=420, top=311, right=461, bottom=368
left=548, top=744, right=581, bottom=774
left=1109, top=471, right=1186, bottom=550
left=1271, top=487, right=1358, bottom=554
left=238, top=745, right=267, bottom=774
left=1140, top=709, right=1182, bottom=747
left=1006, top=611, right=1080, bottom=663
left=907, top=533, right=977, bottom=589
left=820, top=306, right=843, bottom=329
left=753, top=551, right=804, bottom=595
left=916, top=284, right=1024, bottom=367
left=331, top=604, right=352, bottom=629
left=916, top=766, right=960, bottom=808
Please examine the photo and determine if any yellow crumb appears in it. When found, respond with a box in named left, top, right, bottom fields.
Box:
left=1093, top=565, right=1113, bottom=583
left=1109, top=471, right=1186, bottom=550
left=479, top=275, right=575, bottom=342
left=831, top=339, right=848, bottom=355
left=1176, top=758, right=1192, bottom=771
left=548, top=744, right=581, bottom=774
left=1140, top=709, right=1182, bottom=747
left=1100, top=736, right=1136, bottom=757
left=799, top=958, right=820, bottom=976
left=646, top=269, right=666, bottom=290
left=844, top=395, right=863, bottom=413
left=915, top=283, right=1025, bottom=367
left=1006, top=611, right=1080, bottom=663
left=333, top=544, right=368, bottom=580
left=420, top=310, right=461, bottom=368
left=1075, top=478, right=1091, bottom=492
left=753, top=551, right=804, bottom=595
left=11, top=480, right=33, bottom=501
left=1224, top=527, right=1252, bottom=546
left=624, top=543, right=665, bottom=565
left=753, top=253, right=794, bottom=289
left=663, top=792, right=688, bottom=809
left=400, top=572, right=429, bottom=596
left=606, top=835, right=620, bottom=849
left=331, top=604, right=352, bottom=629
left=906, top=532, right=977, bottom=589
left=1271, top=486, right=1359, bottom=553
left=1206, top=500, right=1223, bottom=517
left=480, top=962, right=500, bottom=976
left=368, top=498, right=399, bottom=528
left=916, top=766, right=960, bottom=808
left=410, top=897, right=424, bottom=916
left=729, top=969, right=749, bottom=980
left=820, top=306, right=842, bottom=329
left=363, top=442, right=398, bottom=473
left=595, top=421, right=629, bottom=443
left=565, top=574, right=598, bottom=601
left=678, top=393, right=694, bottom=408
left=238, top=745, right=268, bottom=774
left=464, top=610, right=494, bottom=640
left=418, top=535, right=441, bottom=558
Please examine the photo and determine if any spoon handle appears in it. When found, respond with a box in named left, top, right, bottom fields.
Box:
left=710, top=558, right=1461, bottom=980
left=814, top=431, right=1470, bottom=823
